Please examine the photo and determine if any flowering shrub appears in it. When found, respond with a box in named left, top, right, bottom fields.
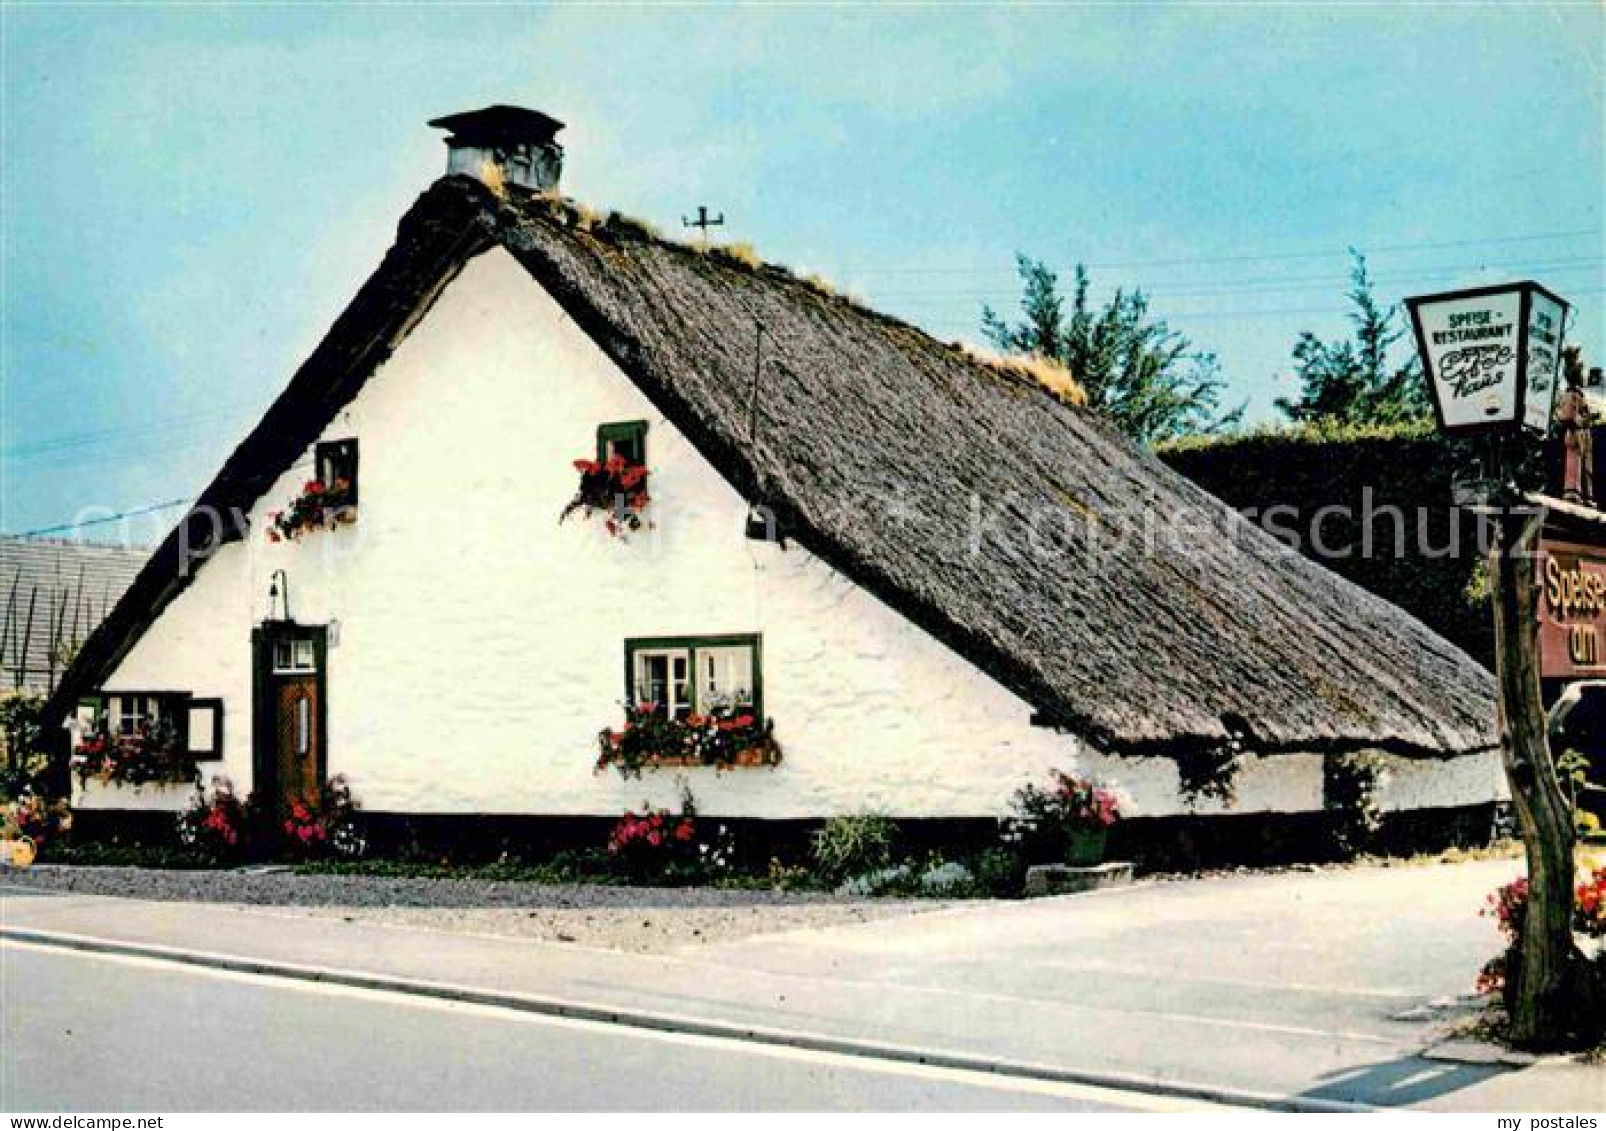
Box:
left=268, top=477, right=354, bottom=542
left=176, top=777, right=252, bottom=862
left=1580, top=868, right=1606, bottom=936
left=607, top=798, right=697, bottom=880
left=174, top=774, right=364, bottom=863
left=281, top=775, right=366, bottom=860
left=283, top=797, right=329, bottom=855
left=696, top=821, right=738, bottom=877
left=595, top=701, right=781, bottom=777
left=603, top=788, right=738, bottom=883
left=72, top=721, right=195, bottom=789
left=1004, top=770, right=1122, bottom=864
left=560, top=456, right=650, bottom=538
left=609, top=806, right=696, bottom=853
left=1476, top=866, right=1606, bottom=994
left=2, top=791, right=72, bottom=854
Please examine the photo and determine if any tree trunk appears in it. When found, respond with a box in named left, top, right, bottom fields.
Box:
left=1489, top=504, right=1581, bottom=1047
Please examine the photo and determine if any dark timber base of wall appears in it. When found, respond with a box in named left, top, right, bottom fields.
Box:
left=67, top=803, right=1506, bottom=872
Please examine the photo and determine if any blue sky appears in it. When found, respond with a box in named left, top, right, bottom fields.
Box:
left=3, top=2, right=1602, bottom=539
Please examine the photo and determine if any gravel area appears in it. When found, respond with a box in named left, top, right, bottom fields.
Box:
left=1, top=866, right=952, bottom=954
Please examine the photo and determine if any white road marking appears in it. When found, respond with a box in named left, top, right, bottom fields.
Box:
left=0, top=940, right=1237, bottom=1112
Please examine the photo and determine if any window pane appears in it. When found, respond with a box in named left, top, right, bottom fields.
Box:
left=700, top=646, right=754, bottom=710
left=639, top=654, right=668, bottom=707
left=187, top=706, right=216, bottom=755
left=669, top=656, right=687, bottom=718
left=296, top=696, right=310, bottom=755
left=605, top=436, right=639, bottom=463
left=318, top=440, right=358, bottom=501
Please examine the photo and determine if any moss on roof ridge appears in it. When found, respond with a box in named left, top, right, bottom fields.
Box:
left=491, top=183, right=1095, bottom=417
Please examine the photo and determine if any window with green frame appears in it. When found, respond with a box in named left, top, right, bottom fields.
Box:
left=624, top=634, right=762, bottom=721
left=596, top=420, right=648, bottom=465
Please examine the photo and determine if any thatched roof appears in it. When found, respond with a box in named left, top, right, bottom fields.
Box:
left=48, top=176, right=1497, bottom=758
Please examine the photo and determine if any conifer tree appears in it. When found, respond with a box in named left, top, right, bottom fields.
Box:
left=1276, top=250, right=1430, bottom=426
left=982, top=256, right=1240, bottom=445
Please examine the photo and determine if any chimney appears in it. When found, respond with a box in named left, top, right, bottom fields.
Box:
left=428, top=105, right=564, bottom=193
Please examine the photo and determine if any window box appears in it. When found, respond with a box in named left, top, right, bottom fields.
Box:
left=561, top=422, right=651, bottom=539
left=596, top=634, right=781, bottom=776
left=71, top=692, right=220, bottom=789
left=267, top=439, right=358, bottom=542
left=596, top=701, right=781, bottom=777
left=561, top=456, right=650, bottom=538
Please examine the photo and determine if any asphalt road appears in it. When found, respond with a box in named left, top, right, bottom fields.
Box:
left=0, top=943, right=1212, bottom=1112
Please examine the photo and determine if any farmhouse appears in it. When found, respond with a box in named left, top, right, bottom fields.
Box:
left=46, top=107, right=1503, bottom=858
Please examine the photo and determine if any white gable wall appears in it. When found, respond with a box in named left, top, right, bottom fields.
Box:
left=83, top=248, right=1503, bottom=820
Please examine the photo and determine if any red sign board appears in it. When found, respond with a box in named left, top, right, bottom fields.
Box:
left=1539, top=537, right=1606, bottom=679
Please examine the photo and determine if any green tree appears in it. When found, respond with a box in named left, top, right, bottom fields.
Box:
left=1276, top=250, right=1429, bottom=426
left=982, top=256, right=1241, bottom=446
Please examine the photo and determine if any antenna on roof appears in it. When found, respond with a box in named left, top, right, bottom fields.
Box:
left=682, top=205, right=725, bottom=245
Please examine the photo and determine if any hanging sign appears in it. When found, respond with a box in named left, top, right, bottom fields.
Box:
left=1405, top=281, right=1569, bottom=436
left=1522, top=288, right=1566, bottom=433
left=1538, top=537, right=1606, bottom=679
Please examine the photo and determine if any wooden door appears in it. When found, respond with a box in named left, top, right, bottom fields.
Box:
left=275, top=675, right=321, bottom=814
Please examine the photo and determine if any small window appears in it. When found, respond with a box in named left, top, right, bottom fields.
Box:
left=316, top=439, right=359, bottom=506
left=73, top=696, right=102, bottom=734
left=100, top=691, right=191, bottom=750
left=626, top=634, right=761, bottom=719
left=596, top=421, right=648, bottom=466
left=185, top=699, right=224, bottom=760
left=273, top=638, right=317, bottom=674
left=111, top=693, right=162, bottom=736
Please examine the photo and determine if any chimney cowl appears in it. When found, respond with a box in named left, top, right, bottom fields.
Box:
left=429, top=105, right=565, bottom=193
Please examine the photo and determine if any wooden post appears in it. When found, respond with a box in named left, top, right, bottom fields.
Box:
left=1489, top=497, right=1585, bottom=1045
left=16, top=586, right=37, bottom=692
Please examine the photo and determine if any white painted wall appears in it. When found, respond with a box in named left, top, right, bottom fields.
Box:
left=82, top=248, right=1505, bottom=821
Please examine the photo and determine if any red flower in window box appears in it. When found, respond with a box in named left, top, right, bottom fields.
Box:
left=594, top=701, right=782, bottom=778
left=71, top=717, right=195, bottom=789
left=561, top=455, right=651, bottom=539
left=268, top=476, right=354, bottom=541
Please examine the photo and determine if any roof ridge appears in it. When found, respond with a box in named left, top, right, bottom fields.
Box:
left=484, top=181, right=1095, bottom=416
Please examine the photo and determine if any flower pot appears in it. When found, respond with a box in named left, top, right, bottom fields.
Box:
left=1065, top=828, right=1107, bottom=866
